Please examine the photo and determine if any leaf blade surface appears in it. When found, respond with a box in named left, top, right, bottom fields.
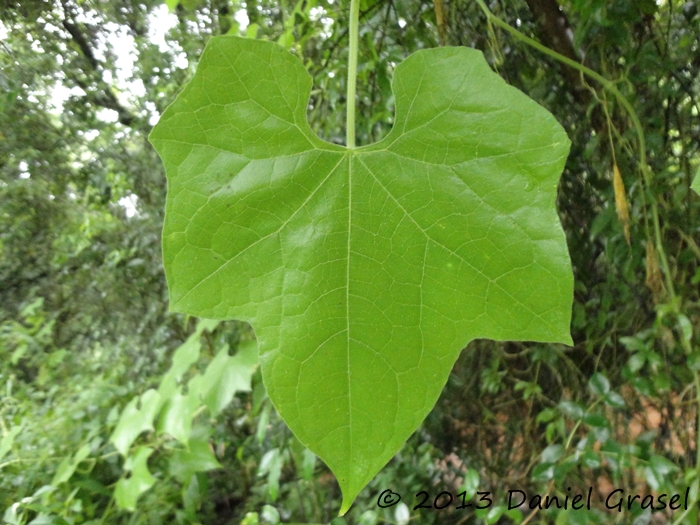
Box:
left=150, top=36, right=573, bottom=512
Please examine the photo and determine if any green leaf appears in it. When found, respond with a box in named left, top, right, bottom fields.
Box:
left=580, top=450, right=601, bottom=468
left=604, top=391, right=626, bottom=409
left=627, top=352, right=646, bottom=372
left=241, top=513, right=260, bottom=525
left=246, top=23, right=259, bottom=39
left=163, top=318, right=219, bottom=385
left=150, top=36, right=573, bottom=512
left=290, top=436, right=316, bottom=481
left=692, top=165, right=699, bottom=195
left=0, top=425, right=22, bottom=463
left=199, top=339, right=258, bottom=417
left=258, top=448, right=283, bottom=502
left=486, top=506, right=506, bottom=524
left=157, top=391, right=199, bottom=445
left=645, top=455, right=678, bottom=491
left=300, top=448, right=316, bottom=481
left=27, top=514, right=54, bottom=525
left=51, top=444, right=90, bottom=486
left=110, top=389, right=161, bottom=456
left=678, top=314, right=693, bottom=345
left=540, top=444, right=563, bottom=463
left=3, top=503, right=20, bottom=525
left=588, top=372, right=610, bottom=396
left=147, top=322, right=220, bottom=446
left=169, top=437, right=222, bottom=482
left=462, top=468, right=480, bottom=499
left=558, top=400, right=584, bottom=420
left=532, top=462, right=555, bottom=481
left=394, top=503, right=410, bottom=525
left=256, top=402, right=271, bottom=444
left=583, top=413, right=608, bottom=428
left=357, top=510, right=378, bottom=525
left=114, top=447, right=156, bottom=511
left=536, top=408, right=558, bottom=424
left=260, top=505, right=280, bottom=525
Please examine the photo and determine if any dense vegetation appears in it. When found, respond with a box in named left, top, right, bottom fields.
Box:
left=1, top=0, right=699, bottom=524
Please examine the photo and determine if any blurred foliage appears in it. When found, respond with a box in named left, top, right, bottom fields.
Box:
left=1, top=0, right=699, bottom=524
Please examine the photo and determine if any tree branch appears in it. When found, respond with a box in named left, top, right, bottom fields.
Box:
left=523, top=0, right=589, bottom=104
left=61, top=19, right=99, bottom=70
left=59, top=0, right=138, bottom=127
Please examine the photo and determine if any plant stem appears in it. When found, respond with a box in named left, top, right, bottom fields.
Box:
left=346, top=0, right=360, bottom=149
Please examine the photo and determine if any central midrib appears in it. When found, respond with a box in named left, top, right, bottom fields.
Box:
left=345, top=150, right=354, bottom=480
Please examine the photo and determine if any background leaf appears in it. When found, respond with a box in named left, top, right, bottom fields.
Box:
left=110, top=389, right=161, bottom=456
left=114, top=447, right=156, bottom=511
left=199, top=339, right=258, bottom=417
